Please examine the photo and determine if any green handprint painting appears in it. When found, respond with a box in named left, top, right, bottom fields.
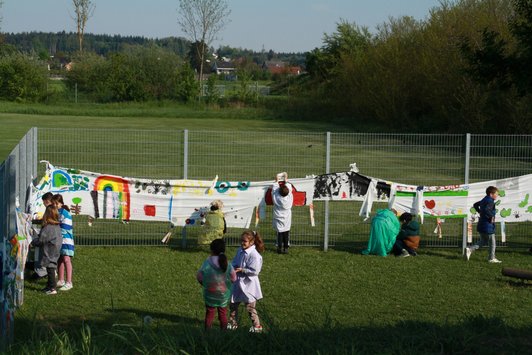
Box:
left=500, top=208, right=512, bottom=218
left=518, top=193, right=529, bottom=208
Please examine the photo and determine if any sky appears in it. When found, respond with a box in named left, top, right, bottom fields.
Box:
left=2, top=0, right=443, bottom=53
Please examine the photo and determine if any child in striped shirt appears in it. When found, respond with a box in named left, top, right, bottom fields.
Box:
left=52, top=194, right=75, bottom=291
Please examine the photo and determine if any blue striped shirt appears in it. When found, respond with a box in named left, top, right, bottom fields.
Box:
left=59, top=208, right=75, bottom=256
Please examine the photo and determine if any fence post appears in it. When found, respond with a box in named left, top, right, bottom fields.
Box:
left=323, top=132, right=331, bottom=251
left=32, top=127, right=38, bottom=181
left=17, top=135, right=26, bottom=210
left=462, top=133, right=471, bottom=254
left=183, top=129, right=189, bottom=180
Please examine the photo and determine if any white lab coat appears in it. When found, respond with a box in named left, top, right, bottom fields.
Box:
left=272, top=182, right=293, bottom=233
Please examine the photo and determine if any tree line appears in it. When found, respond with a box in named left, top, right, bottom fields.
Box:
left=1, top=32, right=191, bottom=58
left=0, top=0, right=530, bottom=133
left=295, top=0, right=532, bottom=133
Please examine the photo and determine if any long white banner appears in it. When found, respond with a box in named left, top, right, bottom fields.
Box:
left=29, top=163, right=316, bottom=228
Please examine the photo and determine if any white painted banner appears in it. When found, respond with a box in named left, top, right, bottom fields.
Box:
left=29, top=163, right=315, bottom=229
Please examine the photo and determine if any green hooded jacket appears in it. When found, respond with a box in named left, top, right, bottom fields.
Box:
left=198, top=210, right=225, bottom=245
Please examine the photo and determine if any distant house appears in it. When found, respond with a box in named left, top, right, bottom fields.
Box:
left=212, top=60, right=236, bottom=75
left=262, top=60, right=301, bottom=76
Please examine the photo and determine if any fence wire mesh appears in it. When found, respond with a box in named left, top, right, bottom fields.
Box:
left=1, top=128, right=37, bottom=346
left=36, top=129, right=531, bottom=249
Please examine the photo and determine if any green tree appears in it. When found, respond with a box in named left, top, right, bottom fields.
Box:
left=306, top=20, right=371, bottom=80
left=234, top=69, right=254, bottom=104
left=65, top=52, right=107, bottom=99
left=175, top=63, right=198, bottom=102
left=177, top=0, right=231, bottom=83
left=204, top=73, right=220, bottom=105
left=509, top=0, right=532, bottom=93
left=0, top=54, right=48, bottom=101
left=299, top=0, right=520, bottom=132
left=187, top=40, right=209, bottom=73
left=459, top=0, right=532, bottom=132
left=66, top=47, right=182, bottom=102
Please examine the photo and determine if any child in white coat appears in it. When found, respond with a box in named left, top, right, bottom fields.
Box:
left=272, top=173, right=293, bottom=254
left=228, top=230, right=265, bottom=332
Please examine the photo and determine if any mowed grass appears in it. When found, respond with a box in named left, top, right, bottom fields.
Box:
left=3, top=101, right=532, bottom=353
left=0, top=100, right=349, bottom=161
left=9, top=246, right=532, bottom=354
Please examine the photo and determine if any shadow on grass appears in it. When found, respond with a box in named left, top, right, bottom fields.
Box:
left=10, top=311, right=532, bottom=354
left=422, top=249, right=463, bottom=260
left=503, top=279, right=532, bottom=288
left=104, top=307, right=199, bottom=325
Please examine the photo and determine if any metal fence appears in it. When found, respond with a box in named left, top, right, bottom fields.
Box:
left=201, top=84, right=271, bottom=97
left=1, top=128, right=37, bottom=348
left=34, top=129, right=531, bottom=249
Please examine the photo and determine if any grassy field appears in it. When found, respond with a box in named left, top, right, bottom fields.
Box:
left=0, top=100, right=352, bottom=161
left=8, top=246, right=532, bottom=354
left=2, top=101, right=531, bottom=353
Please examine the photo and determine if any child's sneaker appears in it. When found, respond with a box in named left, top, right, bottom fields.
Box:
left=249, top=325, right=263, bottom=333
left=45, top=289, right=57, bottom=295
left=56, top=280, right=65, bottom=288
left=488, top=258, right=502, bottom=263
left=464, top=247, right=472, bottom=261
left=400, top=249, right=410, bottom=257
left=59, top=282, right=73, bottom=291
left=226, top=322, right=238, bottom=330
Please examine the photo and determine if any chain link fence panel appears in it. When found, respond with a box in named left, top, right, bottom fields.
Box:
left=36, top=129, right=531, bottom=249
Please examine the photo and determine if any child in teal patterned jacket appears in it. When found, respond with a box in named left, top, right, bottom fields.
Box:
left=197, top=239, right=236, bottom=330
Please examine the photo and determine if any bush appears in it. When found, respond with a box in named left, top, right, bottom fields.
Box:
left=0, top=54, right=48, bottom=102
left=65, top=47, right=183, bottom=102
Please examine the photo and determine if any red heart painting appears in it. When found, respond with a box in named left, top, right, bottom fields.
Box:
left=425, top=200, right=436, bottom=209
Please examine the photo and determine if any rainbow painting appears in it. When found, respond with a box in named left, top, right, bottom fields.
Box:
left=93, top=176, right=131, bottom=220
left=52, top=169, right=73, bottom=189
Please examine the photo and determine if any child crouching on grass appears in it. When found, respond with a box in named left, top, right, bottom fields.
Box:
left=228, top=230, right=265, bottom=332
left=197, top=239, right=236, bottom=330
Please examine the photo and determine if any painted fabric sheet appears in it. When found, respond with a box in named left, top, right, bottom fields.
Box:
left=29, top=164, right=316, bottom=229
left=391, top=174, right=532, bottom=223
left=13, top=208, right=32, bottom=307
left=466, top=175, right=532, bottom=223
left=313, top=171, right=391, bottom=201
left=0, top=208, right=31, bottom=340
left=391, top=184, right=468, bottom=221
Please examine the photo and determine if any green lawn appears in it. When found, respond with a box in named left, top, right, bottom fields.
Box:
left=0, top=100, right=350, bottom=161
left=3, top=101, right=532, bottom=353
left=9, top=246, right=532, bottom=354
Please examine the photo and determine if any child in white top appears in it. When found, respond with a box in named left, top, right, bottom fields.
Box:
left=272, top=173, right=293, bottom=254
left=228, top=230, right=265, bottom=332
